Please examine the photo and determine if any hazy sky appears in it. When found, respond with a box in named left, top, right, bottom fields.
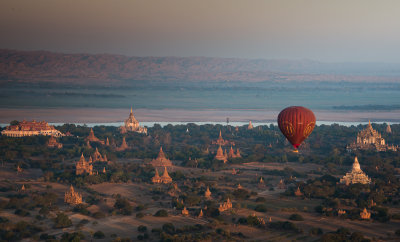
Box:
left=1, top=0, right=400, bottom=62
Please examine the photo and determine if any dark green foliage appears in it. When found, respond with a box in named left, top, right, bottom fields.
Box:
left=320, top=227, right=370, bottom=242
left=54, top=213, right=72, bottom=228
left=60, top=232, right=85, bottom=242
left=255, top=197, right=266, bottom=203
left=136, top=212, right=145, bottom=218
left=232, top=189, right=250, bottom=200
left=289, top=213, right=304, bottom=221
left=114, top=197, right=133, bottom=215
left=268, top=221, right=301, bottom=233
left=154, top=209, right=168, bottom=217
left=138, top=225, right=147, bottom=232
left=93, top=231, right=105, bottom=239
left=254, top=204, right=267, bottom=212
left=92, top=211, right=105, bottom=219
left=309, top=227, right=323, bottom=235
left=162, top=223, right=175, bottom=234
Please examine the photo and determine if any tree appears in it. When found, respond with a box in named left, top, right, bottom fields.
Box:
left=54, top=213, right=72, bottom=228
left=154, top=209, right=168, bottom=217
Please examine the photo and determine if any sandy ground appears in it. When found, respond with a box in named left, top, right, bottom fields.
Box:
left=1, top=108, right=400, bottom=123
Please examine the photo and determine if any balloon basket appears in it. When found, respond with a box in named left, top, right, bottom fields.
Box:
left=292, top=149, right=299, bottom=153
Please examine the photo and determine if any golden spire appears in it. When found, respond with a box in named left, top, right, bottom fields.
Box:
left=131, top=106, right=133, bottom=114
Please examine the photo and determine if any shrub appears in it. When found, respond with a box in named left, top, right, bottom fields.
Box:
left=289, top=213, right=304, bottom=221
left=255, top=197, right=266, bottom=203
left=254, top=204, right=267, bottom=212
left=54, top=213, right=72, bottom=228
left=154, top=209, right=168, bottom=217
left=309, top=227, right=323, bottom=235
left=136, top=212, right=144, bottom=218
left=138, top=225, right=147, bottom=233
left=114, top=197, right=133, bottom=215
left=92, top=212, right=105, bottom=219
left=162, top=223, right=175, bottom=234
left=93, top=231, right=105, bottom=239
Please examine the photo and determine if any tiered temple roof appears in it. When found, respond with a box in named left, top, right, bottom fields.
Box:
left=360, top=208, right=371, bottom=219
left=152, top=167, right=172, bottom=184
left=116, top=137, right=129, bottom=151
left=215, top=145, right=228, bottom=163
left=228, top=146, right=241, bottom=158
left=85, top=129, right=104, bottom=144
left=218, top=198, right=233, bottom=212
left=212, top=130, right=235, bottom=146
left=120, top=108, right=147, bottom=134
left=340, top=157, right=371, bottom=185
left=1, top=120, right=63, bottom=137
left=76, top=153, right=93, bottom=175
left=64, top=185, right=83, bottom=205
left=93, top=147, right=107, bottom=162
left=294, top=187, right=303, bottom=196
left=151, top=147, right=172, bottom=167
left=182, top=207, right=189, bottom=216
left=347, top=121, right=397, bottom=151
left=47, top=135, right=63, bottom=148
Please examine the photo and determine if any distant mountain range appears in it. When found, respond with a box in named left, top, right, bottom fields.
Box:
left=1, top=49, right=399, bottom=86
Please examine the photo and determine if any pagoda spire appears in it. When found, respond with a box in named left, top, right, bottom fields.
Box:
left=131, top=106, right=133, bottom=114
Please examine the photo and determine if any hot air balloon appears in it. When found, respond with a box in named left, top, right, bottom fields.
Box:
left=277, top=106, right=316, bottom=151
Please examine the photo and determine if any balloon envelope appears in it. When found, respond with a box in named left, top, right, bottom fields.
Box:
left=277, top=106, right=316, bottom=149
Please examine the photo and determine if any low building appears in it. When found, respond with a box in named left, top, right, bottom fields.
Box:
left=1, top=120, right=63, bottom=137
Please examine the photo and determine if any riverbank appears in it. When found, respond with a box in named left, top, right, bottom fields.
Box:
left=1, top=108, right=400, bottom=124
